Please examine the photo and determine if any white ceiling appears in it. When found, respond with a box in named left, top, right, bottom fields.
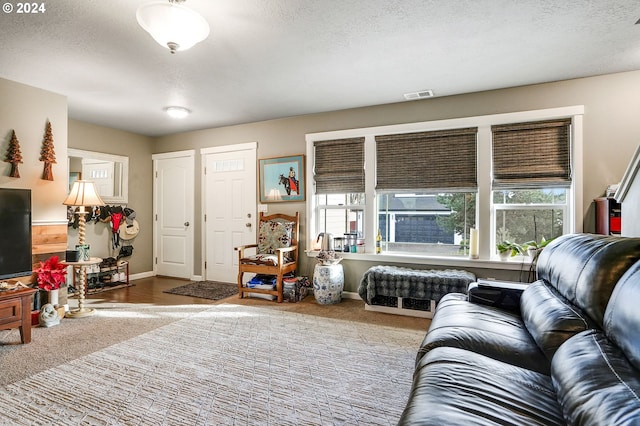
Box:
left=2, top=1, right=640, bottom=137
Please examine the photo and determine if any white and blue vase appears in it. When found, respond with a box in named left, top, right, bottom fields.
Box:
left=313, top=263, right=344, bottom=304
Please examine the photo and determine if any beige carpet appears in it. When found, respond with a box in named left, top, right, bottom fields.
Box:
left=0, top=302, right=214, bottom=384
left=0, top=303, right=423, bottom=425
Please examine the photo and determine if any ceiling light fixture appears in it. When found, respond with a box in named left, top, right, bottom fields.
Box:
left=165, top=106, right=191, bottom=118
left=136, top=0, right=210, bottom=54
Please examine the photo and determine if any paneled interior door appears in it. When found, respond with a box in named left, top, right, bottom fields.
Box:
left=153, top=151, right=195, bottom=279
left=202, top=143, right=256, bottom=283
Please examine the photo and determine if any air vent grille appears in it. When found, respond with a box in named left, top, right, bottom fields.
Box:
left=403, top=90, right=434, bottom=100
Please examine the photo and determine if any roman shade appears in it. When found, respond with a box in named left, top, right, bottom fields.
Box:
left=492, top=119, right=572, bottom=189
left=313, top=137, right=365, bottom=194
left=375, top=127, right=478, bottom=192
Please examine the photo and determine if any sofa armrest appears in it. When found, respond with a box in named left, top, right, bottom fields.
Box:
left=468, top=279, right=528, bottom=313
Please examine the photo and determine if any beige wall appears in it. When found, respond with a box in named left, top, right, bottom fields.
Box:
left=0, top=78, right=68, bottom=222
left=4, top=70, right=640, bottom=290
left=154, top=70, right=640, bottom=290
left=67, top=120, right=154, bottom=275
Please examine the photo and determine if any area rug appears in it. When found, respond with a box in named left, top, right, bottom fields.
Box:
left=0, top=303, right=423, bottom=425
left=163, top=280, right=238, bottom=300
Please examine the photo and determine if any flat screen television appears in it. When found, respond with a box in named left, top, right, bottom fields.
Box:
left=0, top=188, right=32, bottom=280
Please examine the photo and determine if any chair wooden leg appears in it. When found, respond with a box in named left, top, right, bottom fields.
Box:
left=237, top=271, right=244, bottom=299
left=275, top=272, right=284, bottom=303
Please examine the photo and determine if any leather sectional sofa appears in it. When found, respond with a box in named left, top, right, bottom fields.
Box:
left=398, top=233, right=640, bottom=425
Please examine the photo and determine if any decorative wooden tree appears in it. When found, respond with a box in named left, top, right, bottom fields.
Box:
left=40, top=121, right=56, bottom=181
left=4, top=130, right=23, bottom=178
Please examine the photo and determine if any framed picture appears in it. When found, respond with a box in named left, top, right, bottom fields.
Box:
left=259, top=155, right=305, bottom=203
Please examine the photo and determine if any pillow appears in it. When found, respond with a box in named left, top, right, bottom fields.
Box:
left=257, top=220, right=293, bottom=254
left=240, top=254, right=279, bottom=266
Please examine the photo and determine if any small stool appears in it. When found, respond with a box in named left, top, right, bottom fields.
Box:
left=313, top=264, right=344, bottom=304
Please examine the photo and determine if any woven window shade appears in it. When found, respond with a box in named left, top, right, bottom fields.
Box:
left=492, top=119, right=571, bottom=189
left=375, top=127, right=478, bottom=192
left=314, top=137, right=365, bottom=194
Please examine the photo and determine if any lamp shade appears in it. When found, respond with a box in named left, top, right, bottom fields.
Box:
left=136, top=1, right=210, bottom=54
left=63, top=180, right=105, bottom=207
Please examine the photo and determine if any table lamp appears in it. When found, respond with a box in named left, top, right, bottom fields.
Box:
left=63, top=180, right=105, bottom=246
left=62, top=180, right=105, bottom=318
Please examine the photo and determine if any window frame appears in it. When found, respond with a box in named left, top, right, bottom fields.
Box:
left=306, top=106, right=584, bottom=266
left=492, top=195, right=571, bottom=255
left=315, top=193, right=366, bottom=244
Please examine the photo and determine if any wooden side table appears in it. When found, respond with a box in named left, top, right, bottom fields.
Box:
left=62, top=257, right=102, bottom=318
left=0, top=287, right=37, bottom=343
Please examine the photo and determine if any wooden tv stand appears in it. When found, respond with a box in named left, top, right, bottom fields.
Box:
left=0, top=287, right=37, bottom=343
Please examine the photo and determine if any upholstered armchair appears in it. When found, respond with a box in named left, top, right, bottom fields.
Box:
left=235, top=212, right=299, bottom=302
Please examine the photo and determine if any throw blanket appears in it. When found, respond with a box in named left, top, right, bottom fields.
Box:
left=358, top=265, right=476, bottom=304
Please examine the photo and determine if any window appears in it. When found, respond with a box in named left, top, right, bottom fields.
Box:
left=374, top=128, right=478, bottom=256
left=493, top=189, right=568, bottom=250
left=312, top=137, right=365, bottom=247
left=316, top=193, right=365, bottom=245
left=378, top=192, right=476, bottom=256
left=491, top=119, right=572, bottom=252
left=306, top=106, right=583, bottom=261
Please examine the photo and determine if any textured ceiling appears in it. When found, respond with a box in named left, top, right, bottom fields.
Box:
left=2, top=0, right=640, bottom=137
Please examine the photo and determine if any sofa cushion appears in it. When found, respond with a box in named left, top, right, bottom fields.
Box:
left=521, top=280, right=595, bottom=360
left=536, top=233, right=640, bottom=328
left=603, top=260, right=640, bottom=371
left=552, top=330, right=640, bottom=425
left=239, top=253, right=280, bottom=266
left=418, top=293, right=549, bottom=374
left=399, top=346, right=564, bottom=425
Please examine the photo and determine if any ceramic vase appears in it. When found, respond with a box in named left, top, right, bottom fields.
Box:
left=313, top=263, right=344, bottom=304
left=48, top=288, right=59, bottom=307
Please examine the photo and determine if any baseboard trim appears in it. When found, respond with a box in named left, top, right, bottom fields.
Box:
left=364, top=302, right=434, bottom=319
left=130, top=271, right=155, bottom=281
left=342, top=291, right=362, bottom=300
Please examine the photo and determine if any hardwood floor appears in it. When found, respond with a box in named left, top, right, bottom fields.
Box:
left=86, top=276, right=432, bottom=331
left=86, top=276, right=217, bottom=305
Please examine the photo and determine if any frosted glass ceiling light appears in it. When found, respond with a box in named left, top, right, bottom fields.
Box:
left=136, top=0, right=210, bottom=54
left=165, top=106, right=191, bottom=118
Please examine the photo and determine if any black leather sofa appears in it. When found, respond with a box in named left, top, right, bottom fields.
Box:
left=398, top=233, right=640, bottom=425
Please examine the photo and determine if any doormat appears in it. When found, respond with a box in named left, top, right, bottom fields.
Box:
left=163, top=281, right=238, bottom=301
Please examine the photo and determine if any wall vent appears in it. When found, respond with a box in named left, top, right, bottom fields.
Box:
left=403, top=90, right=434, bottom=100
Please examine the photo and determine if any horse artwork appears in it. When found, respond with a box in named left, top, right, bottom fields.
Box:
left=279, top=172, right=299, bottom=195
left=259, top=155, right=305, bottom=203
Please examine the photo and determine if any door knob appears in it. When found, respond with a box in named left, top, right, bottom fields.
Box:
left=246, top=222, right=252, bottom=227
left=184, top=222, right=190, bottom=227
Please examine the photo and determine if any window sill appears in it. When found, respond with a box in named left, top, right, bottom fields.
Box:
left=305, top=250, right=532, bottom=271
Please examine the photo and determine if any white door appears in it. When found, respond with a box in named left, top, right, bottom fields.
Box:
left=202, top=143, right=256, bottom=283
left=82, top=160, right=115, bottom=197
left=153, top=151, right=195, bottom=279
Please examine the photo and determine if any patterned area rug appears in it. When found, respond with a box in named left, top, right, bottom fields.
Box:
left=0, top=304, right=423, bottom=425
left=163, top=280, right=238, bottom=300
